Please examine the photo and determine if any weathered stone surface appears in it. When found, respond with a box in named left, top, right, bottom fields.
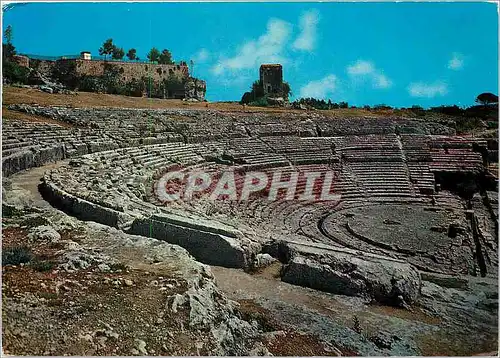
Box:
left=281, top=248, right=421, bottom=306
left=266, top=96, right=285, bottom=107
left=130, top=215, right=260, bottom=269
left=2, top=102, right=498, bottom=356
left=253, top=253, right=277, bottom=268
left=39, top=85, right=53, bottom=94
left=28, top=225, right=61, bottom=243
left=184, top=77, right=206, bottom=101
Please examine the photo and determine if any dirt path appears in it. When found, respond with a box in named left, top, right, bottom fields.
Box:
left=210, top=264, right=498, bottom=356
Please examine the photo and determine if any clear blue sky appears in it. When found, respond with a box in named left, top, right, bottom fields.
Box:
left=3, top=2, right=498, bottom=107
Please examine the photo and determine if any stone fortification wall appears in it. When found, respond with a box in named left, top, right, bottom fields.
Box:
left=30, top=58, right=188, bottom=83
left=72, top=59, right=188, bottom=83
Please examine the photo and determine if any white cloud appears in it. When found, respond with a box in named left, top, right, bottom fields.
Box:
left=347, top=60, right=374, bottom=76
left=194, top=49, right=209, bottom=63
left=347, top=60, right=392, bottom=89
left=211, top=18, right=291, bottom=75
left=299, top=74, right=337, bottom=99
left=292, top=9, right=320, bottom=52
left=448, top=52, right=464, bottom=70
left=408, top=82, right=448, bottom=98
left=373, top=74, right=392, bottom=89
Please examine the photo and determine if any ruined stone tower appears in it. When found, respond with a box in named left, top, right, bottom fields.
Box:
left=259, top=64, right=283, bottom=95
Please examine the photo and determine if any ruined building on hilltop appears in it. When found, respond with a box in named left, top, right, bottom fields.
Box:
left=260, top=64, right=283, bottom=95
left=14, top=51, right=207, bottom=101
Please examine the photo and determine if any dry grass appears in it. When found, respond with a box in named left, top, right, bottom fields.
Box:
left=2, top=86, right=281, bottom=112
left=2, top=107, right=75, bottom=127
left=3, top=86, right=424, bottom=119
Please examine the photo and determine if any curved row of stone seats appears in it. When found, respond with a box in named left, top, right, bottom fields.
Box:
left=149, top=113, right=249, bottom=143
left=407, top=163, right=435, bottom=195
left=341, top=148, right=404, bottom=162
left=240, top=155, right=291, bottom=171
left=180, top=118, right=249, bottom=143
left=317, top=118, right=455, bottom=136
left=224, top=164, right=361, bottom=235
left=158, top=163, right=344, bottom=238
left=255, top=200, right=322, bottom=238
left=334, top=169, right=366, bottom=200
left=222, top=137, right=270, bottom=157
left=283, top=202, right=344, bottom=244
left=347, top=162, right=414, bottom=198
left=333, top=134, right=403, bottom=162
left=429, top=148, right=484, bottom=172
left=402, top=135, right=487, bottom=171
left=318, top=119, right=397, bottom=136
left=41, top=147, right=263, bottom=269
left=219, top=137, right=291, bottom=169
left=7, top=105, right=457, bottom=141
left=401, top=134, right=430, bottom=147
left=2, top=138, right=39, bottom=156
left=44, top=143, right=208, bottom=216
left=333, top=134, right=399, bottom=150
left=261, top=136, right=337, bottom=165
left=285, top=151, right=339, bottom=165
left=7, top=105, right=203, bottom=129
left=429, top=136, right=487, bottom=149
left=404, top=148, right=433, bottom=162
left=45, top=142, right=208, bottom=209
left=3, top=143, right=66, bottom=176
left=261, top=136, right=333, bottom=153
left=2, top=116, right=193, bottom=176
left=245, top=121, right=317, bottom=137
left=432, top=191, right=467, bottom=210
left=7, top=105, right=246, bottom=146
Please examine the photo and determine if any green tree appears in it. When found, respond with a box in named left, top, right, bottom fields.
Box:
left=112, top=46, right=125, bottom=60
left=251, top=80, right=264, bottom=99
left=126, top=48, right=137, bottom=61
left=476, top=92, right=498, bottom=105
left=282, top=81, right=292, bottom=98
left=158, top=49, right=173, bottom=64
left=3, top=25, right=15, bottom=60
left=240, top=91, right=253, bottom=104
left=3, top=61, right=30, bottom=84
left=99, top=38, right=114, bottom=60
left=4, top=25, right=13, bottom=44
left=2, top=42, right=16, bottom=60
left=147, top=47, right=160, bottom=62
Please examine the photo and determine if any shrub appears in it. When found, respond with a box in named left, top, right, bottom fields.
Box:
left=430, top=105, right=464, bottom=117
left=125, top=78, right=146, bottom=97
left=240, top=91, right=253, bottom=105
left=30, top=259, right=56, bottom=272
left=2, top=60, right=30, bottom=84
left=109, top=262, right=129, bottom=272
left=249, top=96, right=269, bottom=107
left=374, top=104, right=392, bottom=110
left=2, top=246, right=32, bottom=266
left=51, top=60, right=78, bottom=88
left=79, top=75, right=101, bottom=92
left=353, top=315, right=362, bottom=334
left=292, top=97, right=332, bottom=110
left=455, top=117, right=484, bottom=134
